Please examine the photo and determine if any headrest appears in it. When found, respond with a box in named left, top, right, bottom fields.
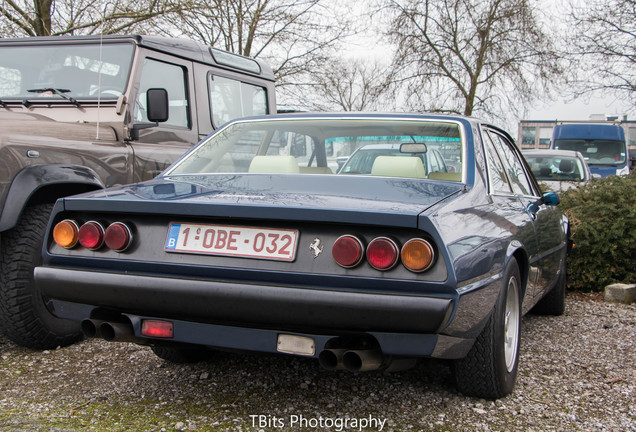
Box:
left=371, top=156, right=426, bottom=179
left=559, top=159, right=574, bottom=172
left=248, top=155, right=299, bottom=174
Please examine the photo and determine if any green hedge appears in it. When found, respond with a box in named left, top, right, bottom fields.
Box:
left=558, top=174, right=635, bottom=291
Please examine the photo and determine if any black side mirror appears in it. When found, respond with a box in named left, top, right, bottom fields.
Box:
left=146, top=88, right=169, bottom=123
left=131, top=88, right=169, bottom=140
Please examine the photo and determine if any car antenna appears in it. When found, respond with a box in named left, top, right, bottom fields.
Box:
left=95, top=2, right=109, bottom=140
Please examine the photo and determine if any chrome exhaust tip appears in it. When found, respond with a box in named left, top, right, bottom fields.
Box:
left=318, top=348, right=347, bottom=370
left=342, top=349, right=384, bottom=372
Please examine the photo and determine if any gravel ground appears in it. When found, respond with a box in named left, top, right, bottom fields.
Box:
left=0, top=293, right=634, bottom=432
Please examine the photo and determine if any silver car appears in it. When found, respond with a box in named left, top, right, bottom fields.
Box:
left=523, top=149, right=592, bottom=191
left=337, top=143, right=457, bottom=180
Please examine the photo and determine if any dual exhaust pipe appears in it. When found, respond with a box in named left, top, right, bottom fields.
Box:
left=318, top=348, right=416, bottom=372
left=81, top=319, right=138, bottom=343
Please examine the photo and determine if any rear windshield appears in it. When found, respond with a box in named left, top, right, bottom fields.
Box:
left=167, top=118, right=464, bottom=181
left=553, top=139, right=626, bottom=165
left=0, top=43, right=134, bottom=100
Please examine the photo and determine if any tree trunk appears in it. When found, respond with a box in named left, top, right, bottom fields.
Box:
left=33, top=0, right=54, bottom=36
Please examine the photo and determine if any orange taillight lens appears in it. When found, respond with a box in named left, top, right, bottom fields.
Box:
left=401, top=238, right=435, bottom=272
left=53, top=220, right=79, bottom=249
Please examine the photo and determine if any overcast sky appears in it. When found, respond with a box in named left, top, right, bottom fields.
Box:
left=526, top=95, right=633, bottom=121
left=341, top=0, right=634, bottom=124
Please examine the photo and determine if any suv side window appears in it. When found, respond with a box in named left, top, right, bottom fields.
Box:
left=136, top=58, right=190, bottom=128
left=488, top=131, right=534, bottom=196
left=482, top=130, right=512, bottom=194
left=209, top=74, right=268, bottom=127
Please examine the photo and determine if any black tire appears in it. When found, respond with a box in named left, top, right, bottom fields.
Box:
left=453, top=258, right=522, bottom=399
left=151, top=345, right=210, bottom=363
left=531, top=259, right=566, bottom=316
left=0, top=204, right=82, bottom=349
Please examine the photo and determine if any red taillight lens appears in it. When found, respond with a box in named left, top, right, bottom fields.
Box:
left=401, top=238, right=435, bottom=272
left=104, top=222, right=133, bottom=252
left=366, top=237, right=399, bottom=270
left=53, top=220, right=79, bottom=249
left=78, top=221, right=104, bottom=250
left=332, top=235, right=364, bottom=268
left=141, top=320, right=174, bottom=338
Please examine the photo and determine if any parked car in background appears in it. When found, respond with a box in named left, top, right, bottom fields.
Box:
left=34, top=113, right=568, bottom=399
left=523, top=150, right=592, bottom=191
left=0, top=35, right=277, bottom=350
left=550, top=122, right=629, bottom=177
left=337, top=143, right=454, bottom=179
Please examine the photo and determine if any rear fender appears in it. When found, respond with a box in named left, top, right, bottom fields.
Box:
left=0, top=164, right=104, bottom=232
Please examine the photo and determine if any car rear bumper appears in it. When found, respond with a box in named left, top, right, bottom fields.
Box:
left=36, top=266, right=454, bottom=334
left=36, top=266, right=479, bottom=359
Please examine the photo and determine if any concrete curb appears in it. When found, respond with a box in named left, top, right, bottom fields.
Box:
left=604, top=283, right=636, bottom=304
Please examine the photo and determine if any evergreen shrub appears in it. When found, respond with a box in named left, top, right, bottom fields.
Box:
left=558, top=174, right=635, bottom=291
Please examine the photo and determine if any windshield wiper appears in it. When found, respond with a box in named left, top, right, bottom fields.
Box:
left=26, top=88, right=81, bottom=107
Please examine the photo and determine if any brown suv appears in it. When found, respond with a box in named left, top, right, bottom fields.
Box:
left=0, top=35, right=276, bottom=349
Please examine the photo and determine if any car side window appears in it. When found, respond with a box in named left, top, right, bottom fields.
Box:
left=488, top=131, right=534, bottom=196
left=136, top=58, right=190, bottom=128
left=482, top=130, right=512, bottom=194
left=209, top=74, right=268, bottom=127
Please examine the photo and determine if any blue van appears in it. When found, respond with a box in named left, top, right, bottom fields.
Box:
left=551, top=123, right=630, bottom=177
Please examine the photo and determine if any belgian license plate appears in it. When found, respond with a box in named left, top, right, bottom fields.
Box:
left=164, top=223, right=298, bottom=262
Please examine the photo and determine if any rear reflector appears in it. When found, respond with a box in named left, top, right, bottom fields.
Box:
left=366, top=237, right=399, bottom=271
left=332, top=235, right=364, bottom=268
left=78, top=221, right=105, bottom=250
left=401, top=238, right=435, bottom=272
left=53, top=220, right=79, bottom=249
left=104, top=222, right=133, bottom=252
left=141, top=320, right=174, bottom=338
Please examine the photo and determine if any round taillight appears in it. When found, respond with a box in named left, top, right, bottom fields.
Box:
left=104, top=222, right=133, bottom=252
left=366, top=237, right=399, bottom=271
left=53, top=220, right=79, bottom=249
left=332, top=235, right=364, bottom=268
left=78, top=221, right=105, bottom=250
left=401, top=238, right=435, bottom=272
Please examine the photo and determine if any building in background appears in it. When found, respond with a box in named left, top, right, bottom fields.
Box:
left=518, top=115, right=636, bottom=151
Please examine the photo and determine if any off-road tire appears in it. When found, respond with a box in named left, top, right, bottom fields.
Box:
left=0, top=204, right=82, bottom=349
left=453, top=258, right=522, bottom=399
left=531, top=259, right=566, bottom=316
left=151, top=345, right=209, bottom=363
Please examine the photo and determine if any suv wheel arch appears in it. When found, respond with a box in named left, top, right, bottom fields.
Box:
left=0, top=164, right=104, bottom=232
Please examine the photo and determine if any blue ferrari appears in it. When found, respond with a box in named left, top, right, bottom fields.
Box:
left=35, top=113, right=568, bottom=398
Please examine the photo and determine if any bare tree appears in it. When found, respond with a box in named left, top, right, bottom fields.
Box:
left=568, top=0, right=636, bottom=109
left=0, top=0, right=182, bottom=37
left=161, top=0, right=352, bottom=89
left=287, top=58, right=396, bottom=111
left=383, top=0, right=562, bottom=118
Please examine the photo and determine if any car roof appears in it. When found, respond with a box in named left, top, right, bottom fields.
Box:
left=225, top=111, right=477, bottom=124
left=0, top=35, right=274, bottom=79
